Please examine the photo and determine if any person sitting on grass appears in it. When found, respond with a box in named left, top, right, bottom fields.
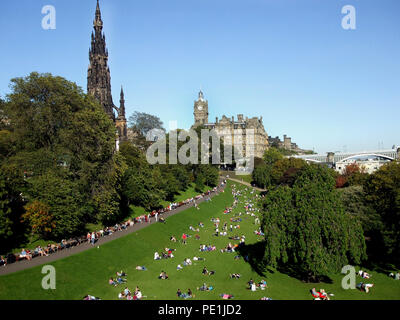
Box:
left=158, top=271, right=169, bottom=280
left=170, top=236, right=177, bottom=242
left=123, top=287, right=131, bottom=296
left=199, top=283, right=214, bottom=291
left=154, top=252, right=160, bottom=260
left=259, top=279, right=267, bottom=290
left=202, top=267, right=215, bottom=276
left=177, top=264, right=183, bottom=270
left=177, top=289, right=182, bottom=298
left=118, top=292, right=126, bottom=299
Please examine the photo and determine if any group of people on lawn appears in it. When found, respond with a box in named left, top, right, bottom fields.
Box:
left=5, top=182, right=227, bottom=269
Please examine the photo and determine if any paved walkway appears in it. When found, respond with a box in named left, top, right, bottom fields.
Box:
left=0, top=184, right=226, bottom=276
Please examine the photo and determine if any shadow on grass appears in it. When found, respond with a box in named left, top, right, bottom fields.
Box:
left=276, top=265, right=334, bottom=284
left=237, top=241, right=334, bottom=284
left=236, top=241, right=268, bottom=276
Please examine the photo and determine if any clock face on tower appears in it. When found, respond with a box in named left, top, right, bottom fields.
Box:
left=198, top=106, right=203, bottom=111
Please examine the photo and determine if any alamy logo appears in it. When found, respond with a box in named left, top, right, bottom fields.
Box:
left=341, top=265, right=356, bottom=289
left=42, top=5, right=56, bottom=30
left=341, top=5, right=356, bottom=30
left=145, top=122, right=255, bottom=175
left=41, top=265, right=56, bottom=290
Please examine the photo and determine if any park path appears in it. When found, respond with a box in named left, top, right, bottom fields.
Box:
left=0, top=184, right=227, bottom=276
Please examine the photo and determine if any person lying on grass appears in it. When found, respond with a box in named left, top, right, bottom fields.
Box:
left=230, top=273, right=241, bottom=279
left=202, top=267, right=215, bottom=276
left=310, top=288, right=330, bottom=300
left=116, top=271, right=127, bottom=277
left=136, top=266, right=147, bottom=271
left=117, top=276, right=127, bottom=284
left=220, top=293, right=234, bottom=300
left=183, top=258, right=192, bottom=266
left=357, top=282, right=374, bottom=293
left=193, top=256, right=204, bottom=261
left=358, top=270, right=371, bottom=279
left=83, top=295, right=101, bottom=300
left=109, top=278, right=118, bottom=286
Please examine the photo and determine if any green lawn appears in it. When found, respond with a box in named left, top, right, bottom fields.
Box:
left=129, top=184, right=210, bottom=219
left=0, top=181, right=399, bottom=300
left=220, top=171, right=253, bottom=184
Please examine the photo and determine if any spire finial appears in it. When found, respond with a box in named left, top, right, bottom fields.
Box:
left=94, top=0, right=103, bottom=27
left=198, top=88, right=204, bottom=101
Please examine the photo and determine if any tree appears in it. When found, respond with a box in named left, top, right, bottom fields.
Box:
left=271, top=157, right=308, bottom=185
left=1, top=72, right=120, bottom=239
left=263, top=147, right=283, bottom=166
left=252, top=165, right=273, bottom=189
left=0, top=164, right=26, bottom=252
left=194, top=173, right=205, bottom=193
left=261, top=164, right=366, bottom=281
left=129, top=111, right=165, bottom=138
left=22, top=201, right=56, bottom=238
left=363, top=161, right=400, bottom=265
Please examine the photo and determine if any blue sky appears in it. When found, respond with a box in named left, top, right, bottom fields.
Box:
left=0, top=0, right=399, bottom=154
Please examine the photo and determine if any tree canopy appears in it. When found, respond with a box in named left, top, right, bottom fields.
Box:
left=261, top=164, right=366, bottom=281
left=0, top=72, right=120, bottom=245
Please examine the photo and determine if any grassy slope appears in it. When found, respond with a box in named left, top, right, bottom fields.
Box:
left=220, top=171, right=253, bottom=184
left=0, top=181, right=399, bottom=300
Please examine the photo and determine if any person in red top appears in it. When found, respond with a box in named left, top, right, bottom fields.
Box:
left=182, top=233, right=187, bottom=245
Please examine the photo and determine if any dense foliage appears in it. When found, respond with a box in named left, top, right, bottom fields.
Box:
left=261, top=165, right=367, bottom=281
left=363, top=161, right=400, bottom=265
left=0, top=73, right=120, bottom=248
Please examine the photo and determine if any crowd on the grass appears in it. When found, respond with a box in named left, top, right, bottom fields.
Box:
left=4, top=179, right=397, bottom=300
left=1, top=182, right=225, bottom=268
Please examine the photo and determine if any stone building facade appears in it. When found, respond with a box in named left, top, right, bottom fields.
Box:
left=87, top=0, right=128, bottom=142
left=192, top=90, right=269, bottom=159
left=268, top=134, right=311, bottom=154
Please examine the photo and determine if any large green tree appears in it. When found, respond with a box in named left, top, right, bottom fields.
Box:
left=261, top=164, right=366, bottom=281
left=1, top=72, right=120, bottom=240
left=363, top=161, right=400, bottom=265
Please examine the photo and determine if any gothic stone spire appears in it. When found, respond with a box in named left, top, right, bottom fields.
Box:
left=87, top=0, right=115, bottom=121
left=116, top=85, right=128, bottom=141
